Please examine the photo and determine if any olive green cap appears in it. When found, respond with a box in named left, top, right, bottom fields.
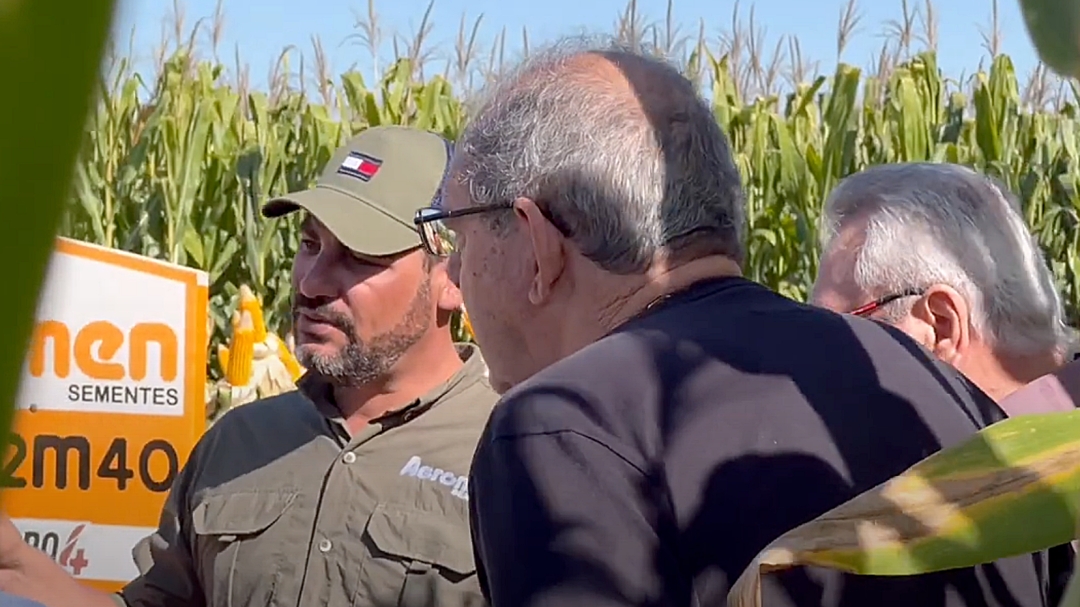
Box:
left=262, top=125, right=452, bottom=255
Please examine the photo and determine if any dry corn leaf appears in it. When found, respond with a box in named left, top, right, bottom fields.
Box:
left=729, top=410, right=1080, bottom=607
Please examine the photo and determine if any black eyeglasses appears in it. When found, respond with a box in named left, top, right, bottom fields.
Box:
left=848, top=288, right=927, bottom=317
left=412, top=202, right=515, bottom=256
left=413, top=201, right=570, bottom=257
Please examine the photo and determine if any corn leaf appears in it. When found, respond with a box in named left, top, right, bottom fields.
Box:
left=1017, top=0, right=1080, bottom=80
left=0, top=0, right=119, bottom=505
left=62, top=11, right=1080, bottom=425
left=728, top=410, right=1080, bottom=607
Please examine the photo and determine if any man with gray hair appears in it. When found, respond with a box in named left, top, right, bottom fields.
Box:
left=811, top=163, right=1078, bottom=602
left=414, top=38, right=1053, bottom=607
left=810, top=162, right=1077, bottom=410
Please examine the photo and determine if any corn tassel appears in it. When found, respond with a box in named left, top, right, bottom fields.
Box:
left=239, top=284, right=268, bottom=343
left=225, top=310, right=255, bottom=386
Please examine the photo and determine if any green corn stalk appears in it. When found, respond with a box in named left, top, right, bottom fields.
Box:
left=68, top=15, right=1079, bottom=424
left=726, top=51, right=1079, bottom=314
left=0, top=0, right=119, bottom=502
left=69, top=49, right=470, bottom=422
left=728, top=410, right=1080, bottom=607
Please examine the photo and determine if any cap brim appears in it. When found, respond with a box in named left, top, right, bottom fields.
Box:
left=262, top=186, right=421, bottom=256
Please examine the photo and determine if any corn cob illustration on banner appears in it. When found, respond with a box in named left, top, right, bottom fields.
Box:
left=211, top=285, right=305, bottom=419
left=728, top=409, right=1080, bottom=607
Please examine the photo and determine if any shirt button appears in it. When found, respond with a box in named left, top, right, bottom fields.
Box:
left=342, top=452, right=357, bottom=464
left=318, top=538, right=332, bottom=552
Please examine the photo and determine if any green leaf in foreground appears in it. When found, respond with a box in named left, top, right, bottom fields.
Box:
left=728, top=409, right=1080, bottom=607
left=0, top=0, right=119, bottom=505
left=1017, top=0, right=1080, bottom=80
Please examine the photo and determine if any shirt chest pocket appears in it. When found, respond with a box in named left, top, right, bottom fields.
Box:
left=355, top=504, right=484, bottom=607
left=191, top=490, right=298, bottom=607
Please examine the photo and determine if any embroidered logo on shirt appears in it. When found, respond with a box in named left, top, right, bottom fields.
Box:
left=399, top=456, right=469, bottom=501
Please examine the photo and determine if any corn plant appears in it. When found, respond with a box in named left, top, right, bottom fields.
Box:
left=64, top=0, right=1080, bottom=396
left=725, top=51, right=1080, bottom=312
left=69, top=47, right=468, bottom=386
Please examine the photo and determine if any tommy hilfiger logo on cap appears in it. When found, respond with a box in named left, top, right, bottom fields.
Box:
left=337, top=151, right=382, bottom=182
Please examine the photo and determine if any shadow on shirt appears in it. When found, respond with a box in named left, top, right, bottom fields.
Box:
left=467, top=49, right=1074, bottom=607
left=477, top=307, right=1072, bottom=607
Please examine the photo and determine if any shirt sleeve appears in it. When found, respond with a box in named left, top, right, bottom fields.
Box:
left=469, top=425, right=674, bottom=607
left=117, top=450, right=204, bottom=607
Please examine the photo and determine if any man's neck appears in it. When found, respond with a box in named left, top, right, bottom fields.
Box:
left=333, top=336, right=464, bottom=432
left=552, top=254, right=741, bottom=359
left=597, top=255, right=742, bottom=333
left=964, top=346, right=1063, bottom=403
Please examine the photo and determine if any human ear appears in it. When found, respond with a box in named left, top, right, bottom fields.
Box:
left=910, top=285, right=970, bottom=364
left=514, top=197, right=565, bottom=306
left=431, top=258, right=464, bottom=315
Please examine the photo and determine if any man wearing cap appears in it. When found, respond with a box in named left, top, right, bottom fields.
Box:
left=0, top=126, right=496, bottom=607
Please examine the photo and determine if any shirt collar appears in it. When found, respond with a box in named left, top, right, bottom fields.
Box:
left=297, top=342, right=488, bottom=430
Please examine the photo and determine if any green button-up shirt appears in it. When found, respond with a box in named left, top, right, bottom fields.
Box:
left=118, top=344, right=497, bottom=607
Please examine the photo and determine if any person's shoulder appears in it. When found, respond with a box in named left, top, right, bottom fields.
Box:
left=191, top=389, right=324, bottom=464
left=841, top=313, right=1005, bottom=419
left=446, top=357, right=501, bottom=412
left=209, top=389, right=321, bottom=435
left=424, top=346, right=502, bottom=430
left=447, top=377, right=501, bottom=431
left=177, top=389, right=331, bottom=503
left=485, top=335, right=647, bottom=443
left=744, top=293, right=973, bottom=382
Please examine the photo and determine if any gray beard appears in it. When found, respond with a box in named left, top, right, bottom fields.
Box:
left=295, top=279, right=431, bottom=387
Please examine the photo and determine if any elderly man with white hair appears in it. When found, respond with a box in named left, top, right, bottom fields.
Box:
left=414, top=37, right=1056, bottom=607
left=810, top=162, right=1078, bottom=603
left=810, top=162, right=1078, bottom=410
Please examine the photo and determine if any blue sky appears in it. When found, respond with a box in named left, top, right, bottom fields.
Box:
left=111, top=0, right=1041, bottom=92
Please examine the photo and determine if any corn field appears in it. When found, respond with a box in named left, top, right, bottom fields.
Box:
left=67, top=0, right=1080, bottom=394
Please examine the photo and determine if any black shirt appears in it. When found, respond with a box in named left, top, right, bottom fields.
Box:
left=469, top=277, right=1057, bottom=607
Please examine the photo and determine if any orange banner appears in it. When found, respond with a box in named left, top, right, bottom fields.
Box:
left=3, top=237, right=207, bottom=592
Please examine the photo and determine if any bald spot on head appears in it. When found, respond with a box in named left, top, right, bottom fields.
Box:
left=552, top=50, right=710, bottom=152
left=455, top=38, right=747, bottom=272
left=557, top=50, right=743, bottom=261
left=556, top=52, right=661, bottom=108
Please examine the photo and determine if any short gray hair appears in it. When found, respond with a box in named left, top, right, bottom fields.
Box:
left=820, top=162, right=1075, bottom=357
left=454, top=36, right=745, bottom=274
